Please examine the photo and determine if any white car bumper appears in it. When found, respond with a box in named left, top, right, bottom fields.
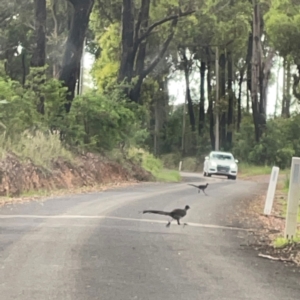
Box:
left=208, top=165, right=237, bottom=176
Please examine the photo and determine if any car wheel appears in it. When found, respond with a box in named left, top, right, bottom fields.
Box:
left=203, top=172, right=207, bottom=177
left=207, top=173, right=212, bottom=177
left=232, top=176, right=237, bottom=180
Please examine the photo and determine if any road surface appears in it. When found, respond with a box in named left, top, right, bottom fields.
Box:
left=0, top=174, right=300, bottom=299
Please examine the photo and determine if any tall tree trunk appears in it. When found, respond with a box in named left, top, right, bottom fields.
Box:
left=274, top=58, right=281, bottom=117
left=31, top=0, right=46, bottom=114
left=118, top=0, right=135, bottom=84
left=31, top=0, right=46, bottom=68
left=226, top=52, right=234, bottom=147
left=183, top=59, right=196, bottom=132
left=281, top=58, right=286, bottom=117
left=219, top=52, right=226, bottom=149
left=286, top=59, right=291, bottom=118
left=292, top=65, right=300, bottom=102
left=251, top=1, right=271, bottom=142
left=206, top=47, right=215, bottom=149
left=198, top=61, right=206, bottom=135
left=246, top=88, right=250, bottom=113
left=51, top=0, right=60, bottom=78
left=251, top=2, right=260, bottom=142
left=59, top=0, right=94, bottom=112
left=246, top=33, right=252, bottom=95
left=118, top=0, right=194, bottom=103
left=237, top=68, right=244, bottom=130
left=129, top=19, right=177, bottom=103
left=153, top=74, right=169, bottom=155
left=134, top=0, right=150, bottom=77
left=21, top=49, right=27, bottom=87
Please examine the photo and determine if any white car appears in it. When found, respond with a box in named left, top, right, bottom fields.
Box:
left=203, top=151, right=238, bottom=180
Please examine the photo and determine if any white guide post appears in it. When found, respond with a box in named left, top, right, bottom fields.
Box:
left=178, top=161, right=182, bottom=172
left=263, top=166, right=279, bottom=215
left=284, top=157, right=300, bottom=240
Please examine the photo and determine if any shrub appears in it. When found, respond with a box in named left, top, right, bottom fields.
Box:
left=0, top=130, right=73, bottom=169
left=62, top=90, right=149, bottom=152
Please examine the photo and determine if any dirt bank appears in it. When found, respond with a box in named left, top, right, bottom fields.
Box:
left=0, top=152, right=153, bottom=199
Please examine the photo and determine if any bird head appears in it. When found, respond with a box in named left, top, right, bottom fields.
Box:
left=185, top=205, right=190, bottom=210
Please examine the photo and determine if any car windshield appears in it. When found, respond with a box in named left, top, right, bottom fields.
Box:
left=212, top=154, right=233, bottom=160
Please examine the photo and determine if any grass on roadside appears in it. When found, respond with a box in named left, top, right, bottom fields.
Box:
left=273, top=234, right=300, bottom=248
left=160, top=154, right=204, bottom=172
left=238, top=163, right=291, bottom=178
left=0, top=130, right=73, bottom=169
left=153, top=169, right=181, bottom=182
left=238, top=163, right=272, bottom=177
left=128, top=148, right=181, bottom=182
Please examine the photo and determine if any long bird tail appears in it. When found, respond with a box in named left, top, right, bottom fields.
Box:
left=143, top=210, right=171, bottom=216
left=188, top=184, right=199, bottom=188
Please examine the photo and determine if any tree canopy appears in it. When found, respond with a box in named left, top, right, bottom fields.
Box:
left=0, top=0, right=300, bottom=169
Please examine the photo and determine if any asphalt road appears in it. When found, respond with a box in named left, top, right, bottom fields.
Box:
left=0, top=173, right=300, bottom=300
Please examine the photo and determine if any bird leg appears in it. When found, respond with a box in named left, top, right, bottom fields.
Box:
left=183, top=223, right=188, bottom=228
left=166, top=219, right=173, bottom=227
left=177, top=219, right=181, bottom=225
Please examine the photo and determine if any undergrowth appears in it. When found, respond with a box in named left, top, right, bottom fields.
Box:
left=0, top=130, right=73, bottom=169
left=160, top=153, right=203, bottom=172
left=273, top=234, right=300, bottom=248
left=238, top=163, right=272, bottom=177
left=128, top=148, right=181, bottom=182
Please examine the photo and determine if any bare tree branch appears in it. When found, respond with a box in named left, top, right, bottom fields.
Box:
left=138, top=10, right=195, bottom=43
left=141, top=18, right=178, bottom=78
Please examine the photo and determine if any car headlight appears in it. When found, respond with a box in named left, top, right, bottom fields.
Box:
left=210, top=161, right=217, bottom=167
left=230, top=163, right=237, bottom=169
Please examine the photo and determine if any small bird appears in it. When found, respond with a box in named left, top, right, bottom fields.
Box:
left=143, top=205, right=190, bottom=227
left=188, top=183, right=209, bottom=195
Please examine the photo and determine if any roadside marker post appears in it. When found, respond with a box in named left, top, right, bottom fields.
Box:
left=284, top=157, right=300, bottom=240
left=179, top=161, right=182, bottom=171
left=263, top=166, right=279, bottom=215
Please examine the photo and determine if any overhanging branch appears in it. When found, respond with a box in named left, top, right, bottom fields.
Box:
left=138, top=10, right=195, bottom=43
left=141, top=18, right=178, bottom=78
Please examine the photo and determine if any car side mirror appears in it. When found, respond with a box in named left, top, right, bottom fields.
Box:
left=205, top=156, right=209, bottom=160
left=235, top=159, right=239, bottom=163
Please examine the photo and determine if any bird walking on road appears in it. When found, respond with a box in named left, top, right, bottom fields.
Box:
left=188, top=183, right=209, bottom=195
left=143, top=205, right=190, bottom=227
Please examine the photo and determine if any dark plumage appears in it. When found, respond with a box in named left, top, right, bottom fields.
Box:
left=143, top=205, right=190, bottom=227
left=188, top=183, right=209, bottom=195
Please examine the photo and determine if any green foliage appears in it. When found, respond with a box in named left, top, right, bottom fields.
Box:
left=0, top=68, right=149, bottom=156
left=0, top=130, right=73, bottom=169
left=273, top=235, right=300, bottom=248
left=284, top=175, right=290, bottom=192
left=63, top=90, right=149, bottom=151
left=238, top=163, right=272, bottom=177
left=265, top=0, right=300, bottom=59
left=0, top=75, right=40, bottom=136
left=233, top=114, right=297, bottom=169
left=155, top=169, right=181, bottom=182
left=92, top=23, right=121, bottom=91
left=0, top=67, right=67, bottom=138
left=128, top=148, right=181, bottom=182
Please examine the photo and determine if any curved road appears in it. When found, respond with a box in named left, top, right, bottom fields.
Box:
left=0, top=173, right=300, bottom=299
